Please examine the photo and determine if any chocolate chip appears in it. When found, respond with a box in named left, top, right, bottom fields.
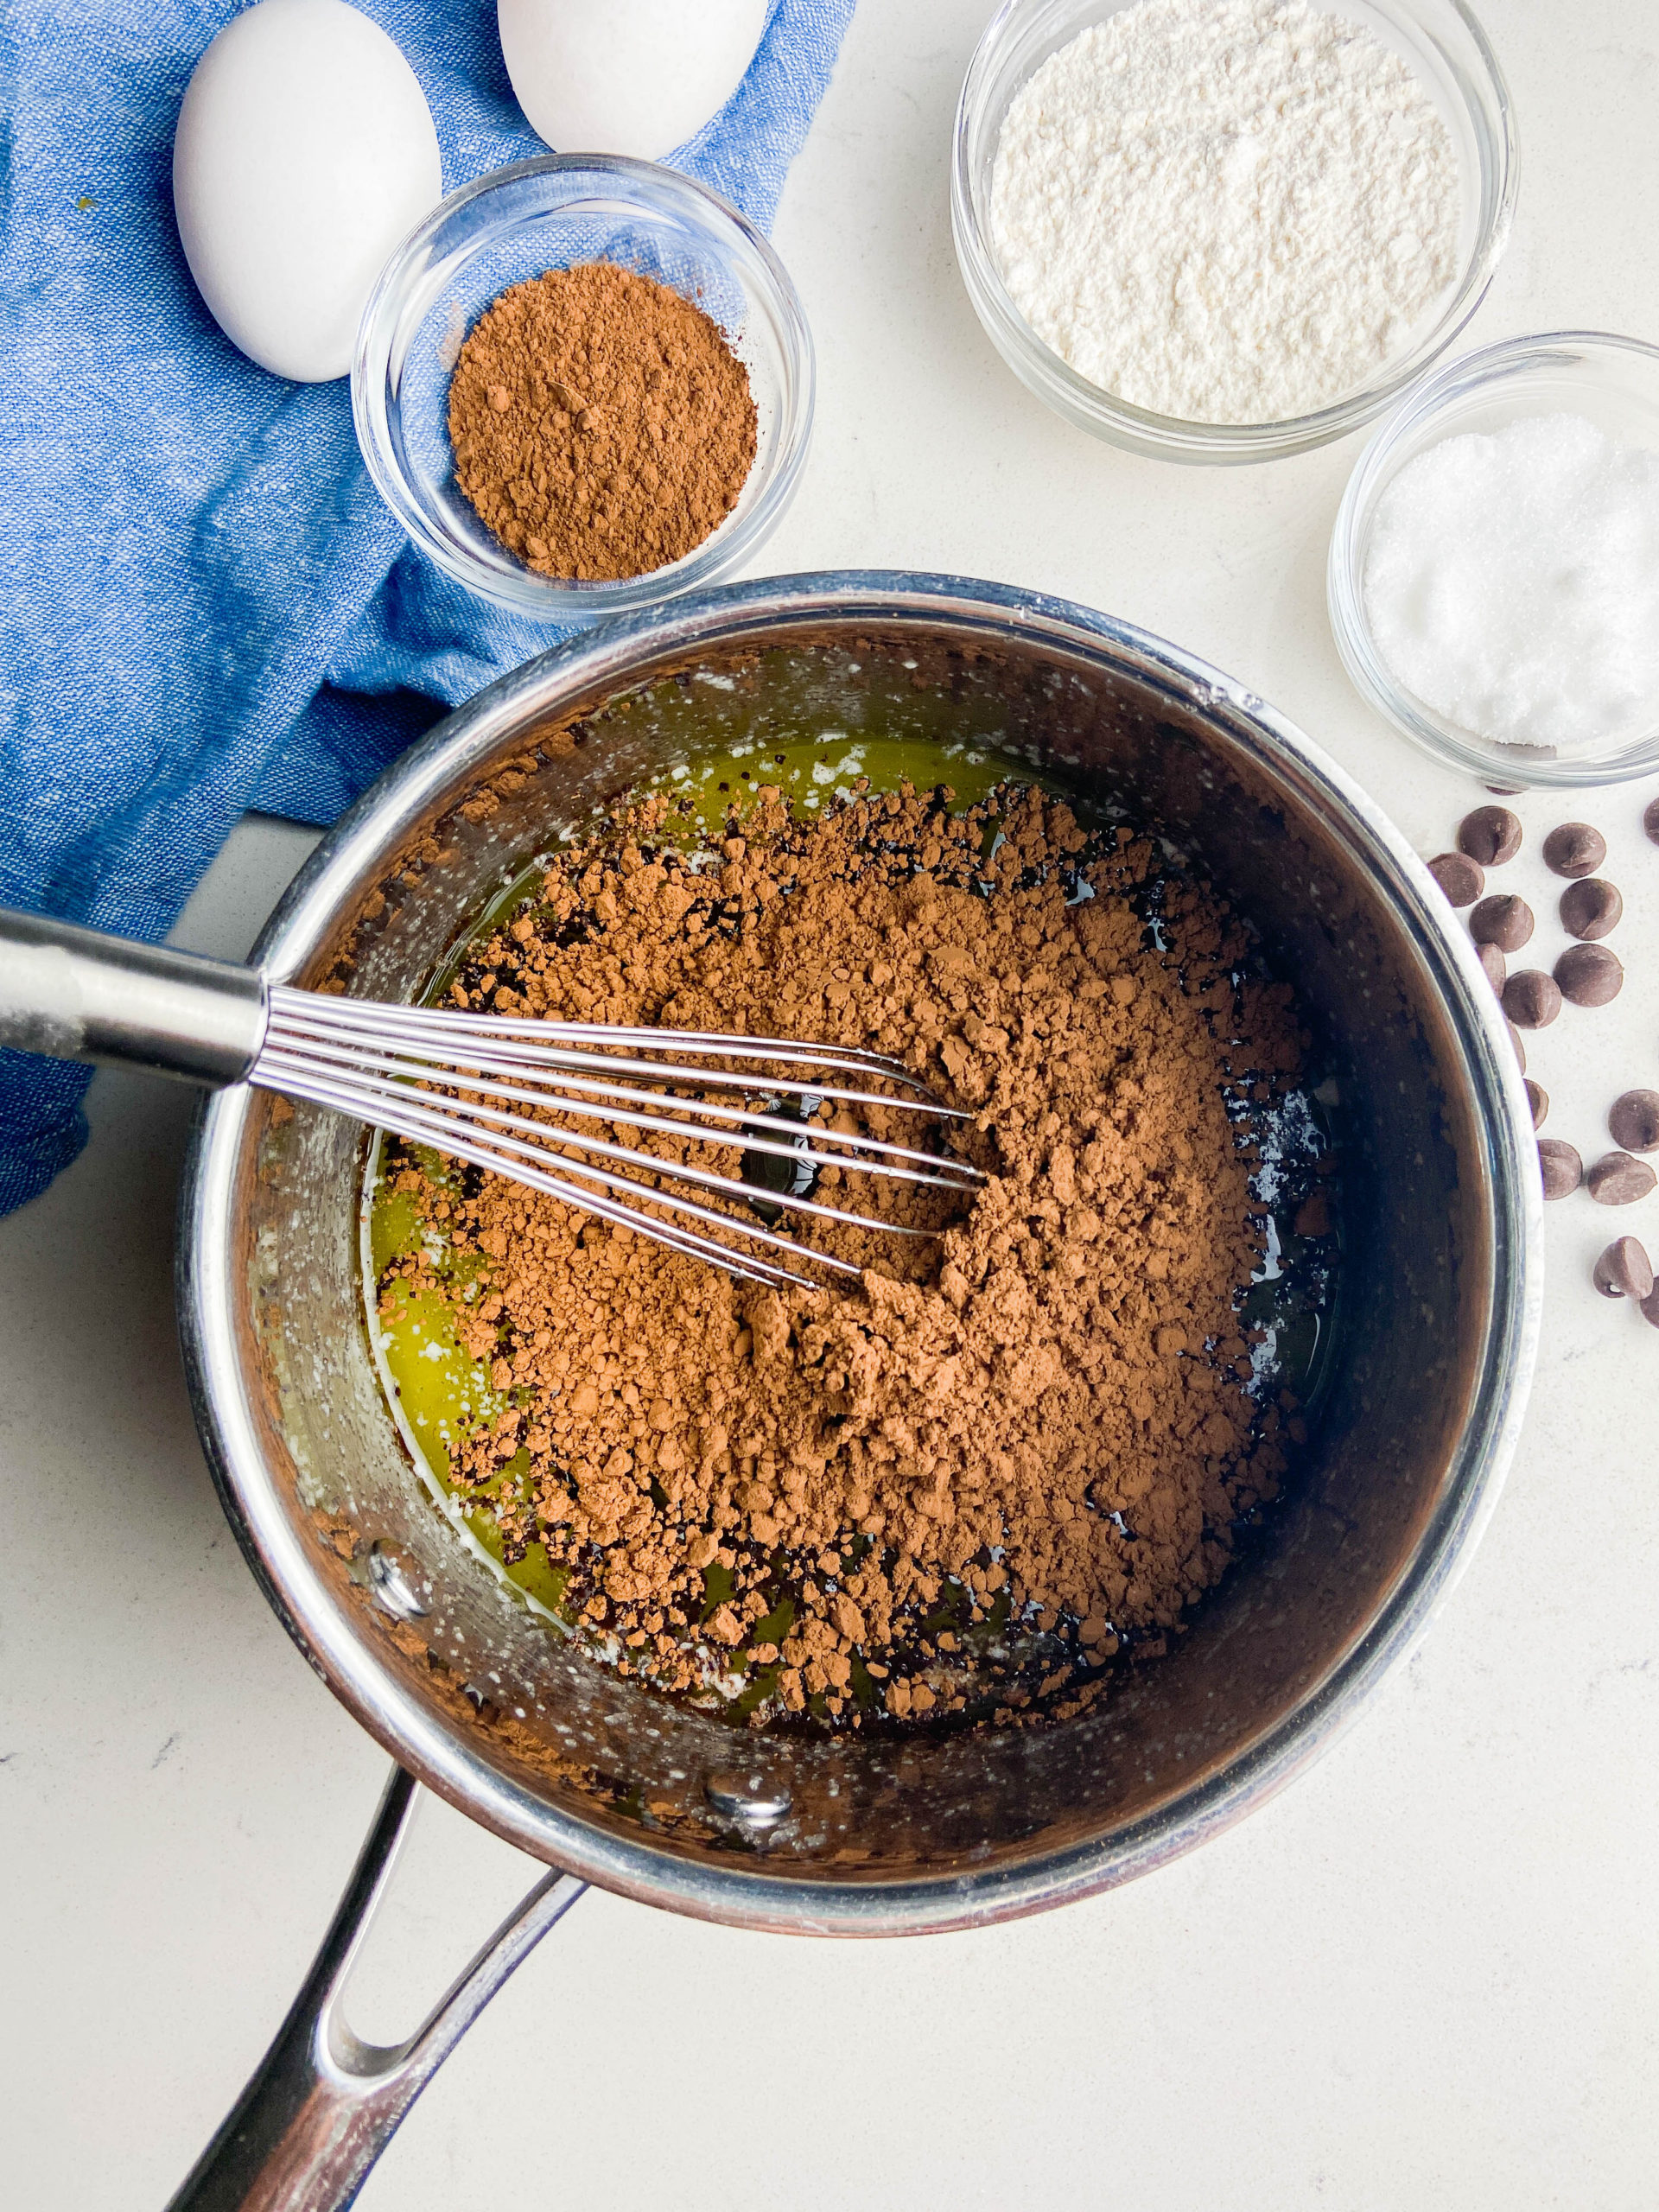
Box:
left=1610, top=1089, right=1659, bottom=1153
left=1427, top=851, right=1484, bottom=906
left=1469, top=893, right=1533, bottom=951
left=1501, top=969, right=1560, bottom=1029
left=1508, top=1020, right=1526, bottom=1072
left=1525, top=1079, right=1548, bottom=1129
left=1459, top=805, right=1522, bottom=867
left=1586, top=1150, right=1657, bottom=1205
left=1477, top=940, right=1505, bottom=992
left=1538, top=1138, right=1581, bottom=1198
left=1593, top=1236, right=1654, bottom=1300
left=1554, top=943, right=1624, bottom=1006
left=1643, top=1280, right=1659, bottom=1328
left=1645, top=794, right=1659, bottom=846
left=1541, top=822, right=1605, bottom=878
left=1559, top=876, right=1622, bottom=941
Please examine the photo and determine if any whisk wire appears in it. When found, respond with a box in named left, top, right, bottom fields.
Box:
left=283, top=995, right=947, bottom=1094
left=261, top=985, right=978, bottom=1289
left=271, top=1058, right=833, bottom=1291
left=276, top=997, right=969, bottom=1122
left=258, top=1048, right=939, bottom=1249
left=267, top=1025, right=979, bottom=1185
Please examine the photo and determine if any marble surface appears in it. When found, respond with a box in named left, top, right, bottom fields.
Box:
left=6, top=3, right=1659, bottom=2205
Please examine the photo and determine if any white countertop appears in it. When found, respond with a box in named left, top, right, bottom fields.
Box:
left=7, top=4, right=1659, bottom=2204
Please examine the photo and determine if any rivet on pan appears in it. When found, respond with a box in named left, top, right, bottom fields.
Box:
left=703, top=1770, right=791, bottom=1827
left=365, top=1540, right=430, bottom=1621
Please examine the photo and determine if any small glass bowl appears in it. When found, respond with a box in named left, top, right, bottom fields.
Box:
left=951, top=0, right=1517, bottom=465
left=353, top=155, right=814, bottom=619
left=1328, top=330, right=1659, bottom=788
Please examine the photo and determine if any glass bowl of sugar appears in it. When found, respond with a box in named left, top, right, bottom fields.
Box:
left=951, top=0, right=1517, bottom=464
left=1329, top=331, right=1659, bottom=788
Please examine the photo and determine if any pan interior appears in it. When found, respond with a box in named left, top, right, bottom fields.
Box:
left=359, top=717, right=1348, bottom=1736
left=225, top=615, right=1498, bottom=1897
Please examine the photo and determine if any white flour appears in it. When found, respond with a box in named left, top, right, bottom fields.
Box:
left=988, top=0, right=1462, bottom=425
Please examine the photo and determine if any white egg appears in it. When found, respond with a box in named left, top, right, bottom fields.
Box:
left=497, top=0, right=770, bottom=162
left=173, top=0, right=442, bottom=383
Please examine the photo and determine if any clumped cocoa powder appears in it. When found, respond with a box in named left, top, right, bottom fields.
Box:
left=447, top=263, right=757, bottom=582
left=377, top=782, right=1315, bottom=1729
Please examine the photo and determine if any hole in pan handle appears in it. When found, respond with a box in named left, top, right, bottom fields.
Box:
left=163, top=1765, right=586, bottom=2212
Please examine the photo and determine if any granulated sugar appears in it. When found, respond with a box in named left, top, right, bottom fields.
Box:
left=988, top=0, right=1461, bottom=425
left=1363, top=413, right=1659, bottom=753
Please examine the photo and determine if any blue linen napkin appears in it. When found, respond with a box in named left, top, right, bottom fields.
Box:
left=0, top=0, right=855, bottom=1214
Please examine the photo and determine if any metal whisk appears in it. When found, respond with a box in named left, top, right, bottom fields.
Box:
left=0, top=907, right=980, bottom=1290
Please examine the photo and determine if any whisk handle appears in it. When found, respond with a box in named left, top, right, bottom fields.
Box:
left=0, top=905, right=267, bottom=1084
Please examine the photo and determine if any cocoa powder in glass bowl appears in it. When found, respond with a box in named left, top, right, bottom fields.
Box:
left=353, top=155, right=813, bottom=620
left=448, top=263, right=758, bottom=584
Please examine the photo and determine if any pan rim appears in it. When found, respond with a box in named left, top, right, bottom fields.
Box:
left=177, top=569, right=1541, bottom=1936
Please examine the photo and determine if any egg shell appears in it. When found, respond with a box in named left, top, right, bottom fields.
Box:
left=496, top=0, right=770, bottom=162
left=173, top=0, right=442, bottom=383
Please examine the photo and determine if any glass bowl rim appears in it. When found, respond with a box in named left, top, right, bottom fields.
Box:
left=950, top=0, right=1520, bottom=463
left=1327, top=326, right=1659, bottom=788
left=352, top=151, right=816, bottom=620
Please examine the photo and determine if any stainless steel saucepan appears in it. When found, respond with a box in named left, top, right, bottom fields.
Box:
left=164, top=574, right=1540, bottom=2210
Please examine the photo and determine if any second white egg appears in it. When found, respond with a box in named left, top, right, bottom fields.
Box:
left=497, top=0, right=771, bottom=162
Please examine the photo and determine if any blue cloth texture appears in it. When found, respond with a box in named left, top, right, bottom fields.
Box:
left=0, top=0, right=853, bottom=1214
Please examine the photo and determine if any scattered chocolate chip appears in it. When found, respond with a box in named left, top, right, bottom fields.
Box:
left=1541, top=822, right=1606, bottom=878
left=1502, top=969, right=1561, bottom=1028
left=1645, top=794, right=1659, bottom=846
left=1610, top=1090, right=1659, bottom=1153
left=1427, top=851, right=1484, bottom=906
left=1559, top=876, right=1622, bottom=940
left=1643, top=1281, right=1659, bottom=1328
left=1593, top=1236, right=1654, bottom=1300
left=1586, top=1150, right=1658, bottom=1205
left=1477, top=940, right=1505, bottom=992
left=1470, top=893, right=1533, bottom=951
left=1459, top=805, right=1522, bottom=867
left=1554, top=943, right=1624, bottom=1006
left=1525, top=1079, right=1548, bottom=1129
left=1538, top=1138, right=1581, bottom=1198
left=1508, top=1020, right=1526, bottom=1072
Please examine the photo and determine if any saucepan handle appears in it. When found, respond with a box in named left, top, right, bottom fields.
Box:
left=165, top=1764, right=587, bottom=2212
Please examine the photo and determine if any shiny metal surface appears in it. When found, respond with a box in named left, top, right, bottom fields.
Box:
left=165, top=1769, right=584, bottom=2212
left=172, top=573, right=1540, bottom=2199
left=0, top=905, right=266, bottom=1081
left=181, top=571, right=1541, bottom=1926
left=258, top=989, right=980, bottom=1288
left=0, top=893, right=975, bottom=1287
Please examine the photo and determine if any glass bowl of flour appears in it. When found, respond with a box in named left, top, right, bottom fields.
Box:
left=1329, top=331, right=1659, bottom=787
left=952, top=0, right=1516, bottom=464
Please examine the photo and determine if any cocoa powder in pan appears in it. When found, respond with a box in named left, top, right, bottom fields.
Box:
left=377, top=783, right=1316, bottom=1729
